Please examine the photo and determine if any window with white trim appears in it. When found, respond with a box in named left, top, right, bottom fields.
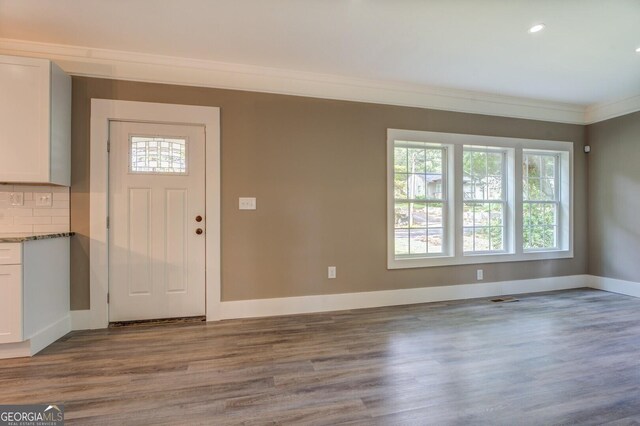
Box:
left=463, top=147, right=508, bottom=254
left=393, top=143, right=447, bottom=256
left=523, top=151, right=559, bottom=250
left=387, top=129, right=573, bottom=269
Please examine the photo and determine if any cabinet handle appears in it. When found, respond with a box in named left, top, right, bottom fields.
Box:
left=196, top=228, right=203, bottom=235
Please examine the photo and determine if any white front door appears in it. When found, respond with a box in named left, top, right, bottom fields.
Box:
left=108, top=121, right=206, bottom=322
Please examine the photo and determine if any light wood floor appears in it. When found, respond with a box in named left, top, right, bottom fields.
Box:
left=2, top=288, right=640, bottom=425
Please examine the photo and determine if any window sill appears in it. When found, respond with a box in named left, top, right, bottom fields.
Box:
left=388, top=249, right=573, bottom=269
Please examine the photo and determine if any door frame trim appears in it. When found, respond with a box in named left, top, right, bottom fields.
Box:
left=90, top=99, right=221, bottom=328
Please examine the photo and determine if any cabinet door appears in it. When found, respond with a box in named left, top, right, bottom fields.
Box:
left=0, top=55, right=50, bottom=183
left=0, top=243, right=22, bottom=265
left=0, top=265, right=22, bottom=344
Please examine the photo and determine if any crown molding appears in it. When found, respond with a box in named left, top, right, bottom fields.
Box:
left=584, top=94, right=640, bottom=124
left=0, top=37, right=591, bottom=124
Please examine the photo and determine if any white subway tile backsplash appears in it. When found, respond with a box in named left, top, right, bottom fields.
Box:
left=14, top=216, right=52, bottom=225
left=34, top=208, right=68, bottom=217
left=52, top=192, right=69, bottom=201
left=0, top=224, right=33, bottom=233
left=3, top=208, right=33, bottom=217
left=0, top=186, right=69, bottom=233
left=33, top=224, right=69, bottom=233
left=13, top=185, right=54, bottom=193
left=51, top=216, right=70, bottom=225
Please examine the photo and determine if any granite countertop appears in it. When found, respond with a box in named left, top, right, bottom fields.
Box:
left=0, top=232, right=75, bottom=243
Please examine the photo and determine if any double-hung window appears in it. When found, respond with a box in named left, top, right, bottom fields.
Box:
left=463, top=147, right=507, bottom=254
left=522, top=151, right=559, bottom=250
left=387, top=129, right=573, bottom=269
left=393, top=143, right=447, bottom=256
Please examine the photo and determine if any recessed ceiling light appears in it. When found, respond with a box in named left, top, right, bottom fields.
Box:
left=528, top=24, right=546, bottom=34
left=636, top=47, right=640, bottom=53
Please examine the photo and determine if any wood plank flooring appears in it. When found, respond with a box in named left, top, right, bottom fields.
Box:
left=2, top=288, right=640, bottom=425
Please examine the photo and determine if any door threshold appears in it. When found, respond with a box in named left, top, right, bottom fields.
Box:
left=109, top=315, right=206, bottom=328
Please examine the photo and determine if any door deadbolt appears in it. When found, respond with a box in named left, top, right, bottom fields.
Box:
left=195, top=215, right=203, bottom=222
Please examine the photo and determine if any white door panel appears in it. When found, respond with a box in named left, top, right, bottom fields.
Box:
left=165, top=189, right=188, bottom=293
left=109, top=121, right=206, bottom=321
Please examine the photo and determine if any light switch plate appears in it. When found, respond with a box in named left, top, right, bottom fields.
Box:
left=239, top=197, right=256, bottom=210
left=35, top=193, right=52, bottom=207
left=9, top=192, right=23, bottom=206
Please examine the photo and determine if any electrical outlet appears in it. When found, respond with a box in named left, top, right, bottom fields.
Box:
left=9, top=192, right=23, bottom=206
left=477, top=269, right=484, bottom=281
left=328, top=266, right=337, bottom=279
left=35, top=193, right=52, bottom=207
left=239, top=197, right=256, bottom=210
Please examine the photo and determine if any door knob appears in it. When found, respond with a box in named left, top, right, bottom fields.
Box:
left=195, top=215, right=203, bottom=222
left=196, top=228, right=203, bottom=235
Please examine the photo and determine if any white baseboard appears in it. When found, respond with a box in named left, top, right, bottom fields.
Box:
left=28, top=315, right=71, bottom=355
left=6, top=274, right=636, bottom=356
left=0, top=341, right=31, bottom=359
left=70, top=309, right=92, bottom=331
left=589, top=275, right=640, bottom=298
left=0, top=315, right=70, bottom=359
left=220, top=274, right=589, bottom=320
left=71, top=274, right=640, bottom=327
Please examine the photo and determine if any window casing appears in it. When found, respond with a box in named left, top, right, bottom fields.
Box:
left=387, top=129, right=573, bottom=269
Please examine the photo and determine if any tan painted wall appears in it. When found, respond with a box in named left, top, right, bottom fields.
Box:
left=587, top=110, right=640, bottom=281
left=70, top=77, right=588, bottom=310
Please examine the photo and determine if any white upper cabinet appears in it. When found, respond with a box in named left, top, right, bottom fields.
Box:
left=0, top=55, right=71, bottom=186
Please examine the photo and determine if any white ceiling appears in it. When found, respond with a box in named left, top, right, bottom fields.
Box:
left=0, top=0, right=639, bottom=108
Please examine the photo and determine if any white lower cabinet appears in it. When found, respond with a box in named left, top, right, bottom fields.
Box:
left=0, top=264, right=22, bottom=344
left=0, top=238, right=71, bottom=357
